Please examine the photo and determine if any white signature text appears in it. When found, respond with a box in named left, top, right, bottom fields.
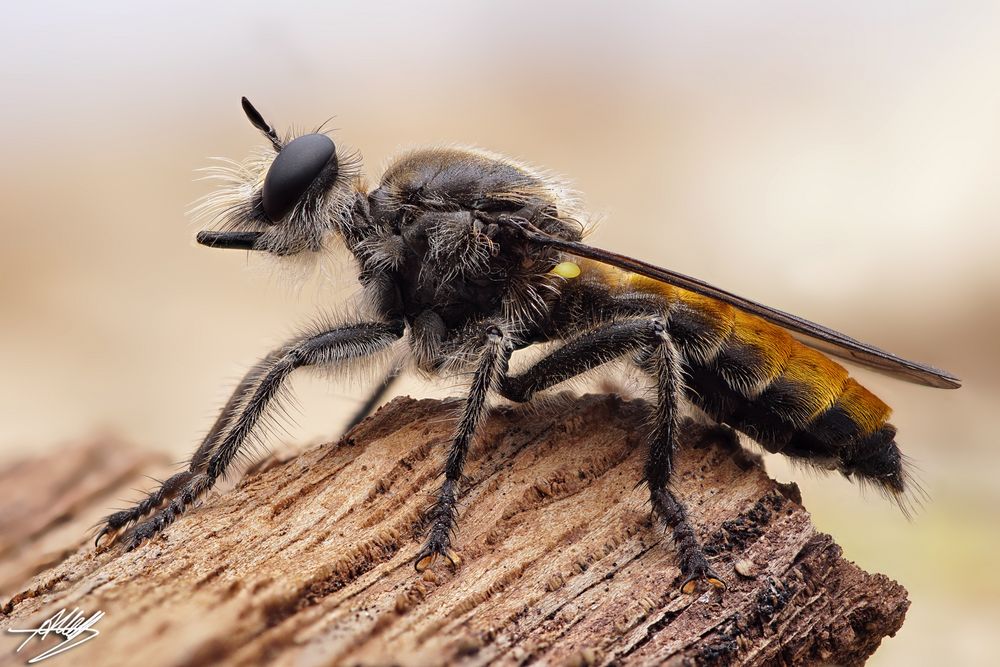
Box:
left=7, top=607, right=104, bottom=664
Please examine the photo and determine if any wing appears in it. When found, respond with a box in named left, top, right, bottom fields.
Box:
left=504, top=219, right=961, bottom=389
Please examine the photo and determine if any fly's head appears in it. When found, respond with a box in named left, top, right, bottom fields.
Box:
left=194, top=98, right=362, bottom=257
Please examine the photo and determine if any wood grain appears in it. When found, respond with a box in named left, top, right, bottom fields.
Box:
left=0, top=395, right=908, bottom=666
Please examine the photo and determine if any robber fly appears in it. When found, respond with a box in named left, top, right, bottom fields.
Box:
left=95, top=99, right=960, bottom=594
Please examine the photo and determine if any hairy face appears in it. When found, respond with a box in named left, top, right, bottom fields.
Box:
left=193, top=98, right=362, bottom=256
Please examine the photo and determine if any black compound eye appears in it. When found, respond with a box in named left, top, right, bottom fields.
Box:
left=262, top=133, right=337, bottom=222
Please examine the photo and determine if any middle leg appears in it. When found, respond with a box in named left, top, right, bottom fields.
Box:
left=414, top=323, right=513, bottom=571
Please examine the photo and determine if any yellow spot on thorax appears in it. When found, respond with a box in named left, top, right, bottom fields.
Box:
left=551, top=261, right=581, bottom=279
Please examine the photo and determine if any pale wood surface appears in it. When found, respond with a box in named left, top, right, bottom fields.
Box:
left=0, top=395, right=908, bottom=666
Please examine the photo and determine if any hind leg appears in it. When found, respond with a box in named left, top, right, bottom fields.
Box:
left=500, top=316, right=724, bottom=593
left=642, top=322, right=726, bottom=593
left=341, top=363, right=402, bottom=435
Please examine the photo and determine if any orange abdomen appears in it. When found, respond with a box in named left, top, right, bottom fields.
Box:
left=588, top=263, right=907, bottom=495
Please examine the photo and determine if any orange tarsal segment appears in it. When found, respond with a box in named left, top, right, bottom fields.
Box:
left=839, top=378, right=893, bottom=436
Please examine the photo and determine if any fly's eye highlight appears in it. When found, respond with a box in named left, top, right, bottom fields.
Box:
left=262, top=133, right=338, bottom=222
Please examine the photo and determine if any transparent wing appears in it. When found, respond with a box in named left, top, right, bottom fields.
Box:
left=506, top=220, right=960, bottom=389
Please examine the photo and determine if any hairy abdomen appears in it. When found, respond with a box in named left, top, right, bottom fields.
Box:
left=591, top=264, right=909, bottom=498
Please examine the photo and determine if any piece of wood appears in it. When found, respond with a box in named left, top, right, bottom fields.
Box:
left=0, top=437, right=173, bottom=600
left=0, top=395, right=908, bottom=666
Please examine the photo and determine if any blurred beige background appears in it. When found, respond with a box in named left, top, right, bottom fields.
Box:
left=1, top=2, right=997, bottom=664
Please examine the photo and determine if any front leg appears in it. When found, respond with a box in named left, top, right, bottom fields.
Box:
left=96, top=320, right=404, bottom=551
left=415, top=324, right=512, bottom=571
left=95, top=348, right=284, bottom=548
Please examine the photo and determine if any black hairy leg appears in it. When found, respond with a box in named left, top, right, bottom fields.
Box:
left=644, top=322, right=725, bottom=593
left=97, top=321, right=404, bottom=551
left=342, top=363, right=402, bottom=435
left=414, top=324, right=513, bottom=572
left=94, top=348, right=284, bottom=548
left=499, top=317, right=725, bottom=593
left=95, top=469, right=195, bottom=548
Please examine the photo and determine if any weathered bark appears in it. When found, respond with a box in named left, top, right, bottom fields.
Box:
left=0, top=395, right=908, bottom=666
